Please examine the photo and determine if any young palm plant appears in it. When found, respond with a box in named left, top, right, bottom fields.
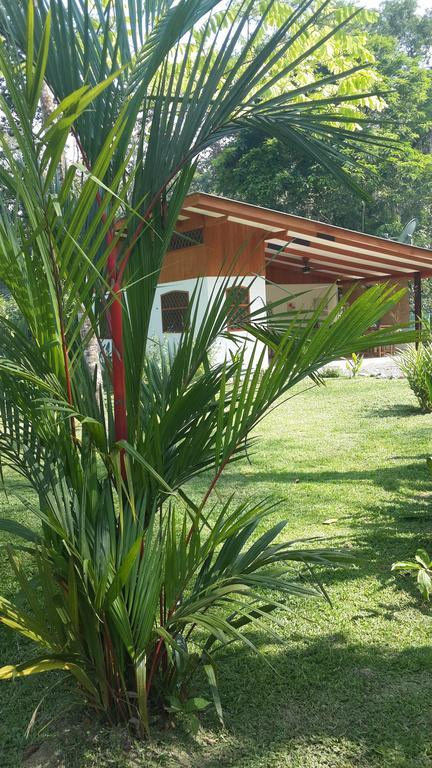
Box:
left=0, top=0, right=416, bottom=735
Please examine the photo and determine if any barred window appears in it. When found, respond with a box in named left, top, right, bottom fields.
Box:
left=169, top=228, right=203, bottom=250
left=226, top=286, right=250, bottom=330
left=161, top=290, right=189, bottom=333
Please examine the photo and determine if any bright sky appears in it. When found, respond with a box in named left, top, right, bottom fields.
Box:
left=358, top=0, right=430, bottom=10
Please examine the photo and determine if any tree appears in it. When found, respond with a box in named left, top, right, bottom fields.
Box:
left=0, top=0, right=417, bottom=735
left=202, top=0, right=432, bottom=246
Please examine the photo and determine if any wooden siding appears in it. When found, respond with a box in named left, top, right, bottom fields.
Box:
left=179, top=193, right=432, bottom=282
left=159, top=219, right=266, bottom=283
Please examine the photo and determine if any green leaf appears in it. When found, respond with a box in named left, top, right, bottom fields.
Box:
left=415, top=549, right=431, bottom=569
left=0, top=518, right=40, bottom=543
left=391, top=561, right=420, bottom=573
left=29, top=10, right=51, bottom=116
left=25, top=0, right=34, bottom=96
left=204, top=661, right=224, bottom=725
left=105, top=535, right=143, bottom=607
left=0, top=655, right=100, bottom=700
left=417, top=569, right=432, bottom=599
left=184, top=697, right=210, bottom=712
left=80, top=417, right=106, bottom=452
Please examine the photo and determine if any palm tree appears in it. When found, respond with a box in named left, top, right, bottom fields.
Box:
left=0, top=0, right=415, bottom=734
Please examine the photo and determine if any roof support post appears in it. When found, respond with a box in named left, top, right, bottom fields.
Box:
left=414, top=271, right=422, bottom=349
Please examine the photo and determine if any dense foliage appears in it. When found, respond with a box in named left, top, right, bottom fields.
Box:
left=199, top=0, right=432, bottom=247
left=0, top=0, right=417, bottom=737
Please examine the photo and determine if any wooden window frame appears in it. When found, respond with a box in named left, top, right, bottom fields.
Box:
left=161, top=290, right=190, bottom=333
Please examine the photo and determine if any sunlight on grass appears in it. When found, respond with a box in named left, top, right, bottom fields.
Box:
left=1, top=377, right=432, bottom=768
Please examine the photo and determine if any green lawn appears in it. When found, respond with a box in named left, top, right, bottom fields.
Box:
left=1, top=378, right=432, bottom=768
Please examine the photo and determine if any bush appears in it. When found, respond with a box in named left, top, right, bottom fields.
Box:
left=320, top=366, right=342, bottom=378
left=399, top=343, right=432, bottom=412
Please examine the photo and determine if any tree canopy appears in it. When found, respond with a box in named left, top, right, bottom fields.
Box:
left=199, top=0, right=432, bottom=249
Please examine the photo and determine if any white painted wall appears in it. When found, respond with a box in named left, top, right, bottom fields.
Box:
left=147, top=275, right=268, bottom=369
left=266, top=282, right=338, bottom=315
left=207, top=275, right=267, bottom=367
left=103, top=279, right=338, bottom=370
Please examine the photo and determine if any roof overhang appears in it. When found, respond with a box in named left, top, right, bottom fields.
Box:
left=180, top=193, right=432, bottom=283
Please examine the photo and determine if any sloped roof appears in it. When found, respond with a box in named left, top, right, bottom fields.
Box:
left=180, top=192, right=432, bottom=282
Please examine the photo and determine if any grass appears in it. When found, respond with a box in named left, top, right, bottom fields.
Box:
left=1, top=377, right=432, bottom=768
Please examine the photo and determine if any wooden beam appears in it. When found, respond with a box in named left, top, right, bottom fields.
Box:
left=269, top=244, right=407, bottom=277
left=339, top=271, right=432, bottom=285
left=284, top=226, right=432, bottom=271
left=265, top=256, right=359, bottom=281
left=414, top=271, right=422, bottom=348
left=184, top=193, right=432, bottom=268
left=266, top=263, right=338, bottom=284
left=266, top=249, right=388, bottom=278
left=275, top=239, right=429, bottom=275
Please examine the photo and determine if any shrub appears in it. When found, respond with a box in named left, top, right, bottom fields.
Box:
left=320, top=366, right=342, bottom=378
left=399, top=343, right=432, bottom=412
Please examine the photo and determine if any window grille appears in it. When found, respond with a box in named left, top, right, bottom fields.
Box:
left=161, top=290, right=189, bottom=333
left=226, top=286, right=250, bottom=330
left=169, top=228, right=203, bottom=250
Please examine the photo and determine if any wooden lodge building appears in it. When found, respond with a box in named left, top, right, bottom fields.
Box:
left=147, top=193, right=432, bottom=364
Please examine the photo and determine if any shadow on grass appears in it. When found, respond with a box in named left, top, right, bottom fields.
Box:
left=364, top=402, right=424, bottom=419
left=226, top=459, right=431, bottom=494
left=290, top=486, right=432, bottom=599
left=225, top=453, right=432, bottom=604
left=200, top=632, right=432, bottom=768
left=7, top=633, right=432, bottom=768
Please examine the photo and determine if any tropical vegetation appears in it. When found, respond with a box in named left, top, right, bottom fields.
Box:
left=399, top=336, right=432, bottom=412
left=393, top=547, right=432, bottom=600
left=0, top=0, right=418, bottom=739
left=199, top=0, right=432, bottom=255
left=2, top=378, right=432, bottom=768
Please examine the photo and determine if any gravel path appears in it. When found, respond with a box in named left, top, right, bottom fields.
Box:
left=323, top=355, right=404, bottom=378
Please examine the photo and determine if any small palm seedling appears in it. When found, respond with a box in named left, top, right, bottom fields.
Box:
left=392, top=549, right=432, bottom=601
left=346, top=352, right=364, bottom=377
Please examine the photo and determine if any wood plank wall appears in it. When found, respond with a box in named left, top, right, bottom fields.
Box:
left=159, top=217, right=266, bottom=283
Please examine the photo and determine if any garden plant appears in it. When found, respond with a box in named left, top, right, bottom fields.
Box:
left=399, top=333, right=432, bottom=412
left=393, top=548, right=432, bottom=601
left=346, top=352, right=364, bottom=377
left=0, top=0, right=417, bottom=737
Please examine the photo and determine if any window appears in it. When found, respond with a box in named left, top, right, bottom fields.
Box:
left=226, top=286, right=250, bottom=330
left=161, top=290, right=189, bottom=333
left=169, top=228, right=203, bottom=250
